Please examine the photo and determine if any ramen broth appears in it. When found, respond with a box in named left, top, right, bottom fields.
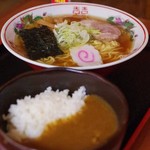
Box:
left=21, top=95, right=119, bottom=150
left=14, top=15, right=133, bottom=67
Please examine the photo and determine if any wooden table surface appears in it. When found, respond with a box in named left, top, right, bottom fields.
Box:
left=0, top=1, right=150, bottom=150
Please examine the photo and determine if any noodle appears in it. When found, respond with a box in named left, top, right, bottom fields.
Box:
left=90, top=40, right=127, bottom=63
left=37, top=56, right=55, bottom=65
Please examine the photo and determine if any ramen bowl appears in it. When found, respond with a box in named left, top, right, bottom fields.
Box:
left=1, top=2, right=149, bottom=70
left=0, top=68, right=128, bottom=150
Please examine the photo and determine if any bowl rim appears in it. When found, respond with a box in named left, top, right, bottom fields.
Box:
left=1, top=2, right=149, bottom=70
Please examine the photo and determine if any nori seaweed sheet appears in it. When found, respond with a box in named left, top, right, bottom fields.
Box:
left=19, top=26, right=63, bottom=60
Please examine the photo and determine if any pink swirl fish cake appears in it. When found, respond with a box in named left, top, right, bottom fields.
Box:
left=70, top=45, right=103, bottom=67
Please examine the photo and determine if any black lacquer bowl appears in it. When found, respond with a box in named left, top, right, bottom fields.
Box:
left=0, top=68, right=128, bottom=150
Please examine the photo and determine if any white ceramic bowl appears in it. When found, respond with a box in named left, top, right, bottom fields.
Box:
left=1, top=2, right=149, bottom=70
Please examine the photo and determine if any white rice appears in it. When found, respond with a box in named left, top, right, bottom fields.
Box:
left=4, top=86, right=86, bottom=141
